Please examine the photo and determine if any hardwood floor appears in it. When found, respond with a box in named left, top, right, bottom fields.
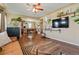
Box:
left=19, top=33, right=79, bottom=55
left=19, top=33, right=46, bottom=47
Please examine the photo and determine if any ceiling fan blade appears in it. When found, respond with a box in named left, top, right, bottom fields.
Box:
left=26, top=3, right=33, bottom=11
left=36, top=8, right=44, bottom=11
left=26, top=3, right=44, bottom=12
left=26, top=3, right=30, bottom=6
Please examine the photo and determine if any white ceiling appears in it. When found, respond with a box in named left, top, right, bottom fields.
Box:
left=5, top=3, right=70, bottom=18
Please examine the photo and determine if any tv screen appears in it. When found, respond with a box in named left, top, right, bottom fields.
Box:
left=52, top=17, right=69, bottom=28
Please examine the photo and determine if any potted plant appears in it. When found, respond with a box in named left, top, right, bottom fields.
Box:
left=11, top=17, right=22, bottom=26
left=74, top=18, right=79, bottom=24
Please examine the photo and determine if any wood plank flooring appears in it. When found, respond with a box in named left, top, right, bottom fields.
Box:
left=19, top=33, right=79, bottom=55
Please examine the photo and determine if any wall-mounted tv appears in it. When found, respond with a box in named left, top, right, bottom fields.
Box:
left=52, top=17, right=69, bottom=28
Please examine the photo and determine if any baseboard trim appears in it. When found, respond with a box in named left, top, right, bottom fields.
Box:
left=45, top=37, right=79, bottom=49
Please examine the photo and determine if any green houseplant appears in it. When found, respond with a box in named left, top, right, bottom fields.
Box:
left=74, top=18, right=79, bottom=24
left=48, top=19, right=51, bottom=24
left=11, top=17, right=22, bottom=22
left=72, top=8, right=79, bottom=24
left=11, top=17, right=22, bottom=26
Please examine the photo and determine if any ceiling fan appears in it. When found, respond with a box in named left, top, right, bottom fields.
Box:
left=26, top=3, right=44, bottom=13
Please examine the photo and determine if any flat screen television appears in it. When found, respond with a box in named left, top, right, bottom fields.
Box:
left=52, top=17, right=69, bottom=28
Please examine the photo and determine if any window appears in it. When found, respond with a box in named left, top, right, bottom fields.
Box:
left=0, top=13, right=1, bottom=30
left=28, top=22, right=32, bottom=29
left=0, top=9, right=6, bottom=32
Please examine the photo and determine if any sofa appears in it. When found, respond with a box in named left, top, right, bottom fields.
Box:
left=0, top=31, right=23, bottom=55
left=1, top=37, right=23, bottom=55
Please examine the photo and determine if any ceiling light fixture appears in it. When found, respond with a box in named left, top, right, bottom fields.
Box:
left=26, top=3, right=44, bottom=13
left=32, top=3, right=43, bottom=13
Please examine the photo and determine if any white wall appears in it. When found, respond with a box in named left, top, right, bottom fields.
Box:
left=6, top=13, right=21, bottom=27
left=44, top=16, right=79, bottom=46
left=22, top=17, right=40, bottom=29
left=41, top=4, right=79, bottom=46
left=6, top=13, right=40, bottom=29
